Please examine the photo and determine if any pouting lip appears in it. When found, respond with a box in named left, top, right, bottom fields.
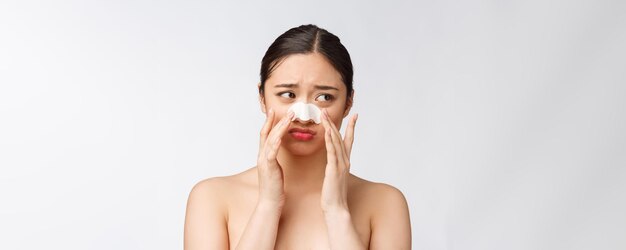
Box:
left=288, top=127, right=317, bottom=135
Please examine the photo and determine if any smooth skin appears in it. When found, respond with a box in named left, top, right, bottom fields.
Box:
left=184, top=53, right=411, bottom=250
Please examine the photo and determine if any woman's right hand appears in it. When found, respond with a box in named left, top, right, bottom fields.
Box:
left=257, top=108, right=294, bottom=208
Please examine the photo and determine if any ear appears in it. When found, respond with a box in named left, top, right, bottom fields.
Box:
left=343, top=89, right=355, bottom=118
left=258, top=82, right=267, bottom=114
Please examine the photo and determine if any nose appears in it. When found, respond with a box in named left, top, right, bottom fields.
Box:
left=292, top=117, right=317, bottom=125
left=287, top=101, right=322, bottom=125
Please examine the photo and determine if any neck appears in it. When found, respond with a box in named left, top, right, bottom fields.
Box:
left=276, top=146, right=327, bottom=194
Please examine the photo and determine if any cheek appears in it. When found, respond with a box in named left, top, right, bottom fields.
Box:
left=267, top=106, right=289, bottom=123
left=267, top=103, right=289, bottom=117
left=273, top=113, right=293, bottom=130
left=325, top=109, right=342, bottom=123
left=277, top=112, right=289, bottom=124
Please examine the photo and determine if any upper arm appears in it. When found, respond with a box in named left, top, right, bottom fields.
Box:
left=369, top=184, right=412, bottom=250
left=184, top=178, right=229, bottom=250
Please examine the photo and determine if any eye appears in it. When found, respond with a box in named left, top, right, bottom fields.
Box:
left=277, top=92, right=295, bottom=99
left=316, top=94, right=334, bottom=102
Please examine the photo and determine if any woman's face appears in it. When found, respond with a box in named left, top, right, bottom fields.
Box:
left=259, top=53, right=353, bottom=156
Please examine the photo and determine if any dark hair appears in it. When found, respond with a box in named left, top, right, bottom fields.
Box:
left=259, top=24, right=354, bottom=108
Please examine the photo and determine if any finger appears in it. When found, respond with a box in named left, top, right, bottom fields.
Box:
left=266, top=136, right=282, bottom=163
left=320, top=109, right=334, bottom=149
left=264, top=111, right=294, bottom=165
left=343, top=113, right=358, bottom=160
left=264, top=111, right=294, bottom=152
left=323, top=109, right=345, bottom=154
left=259, top=108, right=275, bottom=151
left=324, top=125, right=337, bottom=174
left=321, top=111, right=335, bottom=165
left=324, top=109, right=347, bottom=159
left=323, top=109, right=348, bottom=170
left=323, top=109, right=342, bottom=138
left=321, top=110, right=340, bottom=150
left=320, top=108, right=331, bottom=132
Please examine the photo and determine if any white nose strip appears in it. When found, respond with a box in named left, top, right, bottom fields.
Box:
left=287, top=102, right=322, bottom=124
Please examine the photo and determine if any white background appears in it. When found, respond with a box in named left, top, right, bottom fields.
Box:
left=1, top=0, right=625, bottom=249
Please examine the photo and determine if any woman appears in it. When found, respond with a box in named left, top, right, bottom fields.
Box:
left=184, top=24, right=411, bottom=250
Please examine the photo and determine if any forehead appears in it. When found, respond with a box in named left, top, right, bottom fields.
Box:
left=266, top=53, right=344, bottom=91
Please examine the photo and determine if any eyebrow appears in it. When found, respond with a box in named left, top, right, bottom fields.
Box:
left=274, top=83, right=339, bottom=91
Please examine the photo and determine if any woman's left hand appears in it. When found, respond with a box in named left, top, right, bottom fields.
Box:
left=320, top=108, right=358, bottom=213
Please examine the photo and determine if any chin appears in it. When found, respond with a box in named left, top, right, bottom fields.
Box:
left=283, top=140, right=323, bottom=156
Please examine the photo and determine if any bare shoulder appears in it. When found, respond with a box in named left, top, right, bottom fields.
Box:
left=185, top=174, right=235, bottom=223
left=349, top=174, right=409, bottom=206
left=184, top=166, right=257, bottom=249
left=348, top=174, right=412, bottom=249
left=188, top=166, right=257, bottom=199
